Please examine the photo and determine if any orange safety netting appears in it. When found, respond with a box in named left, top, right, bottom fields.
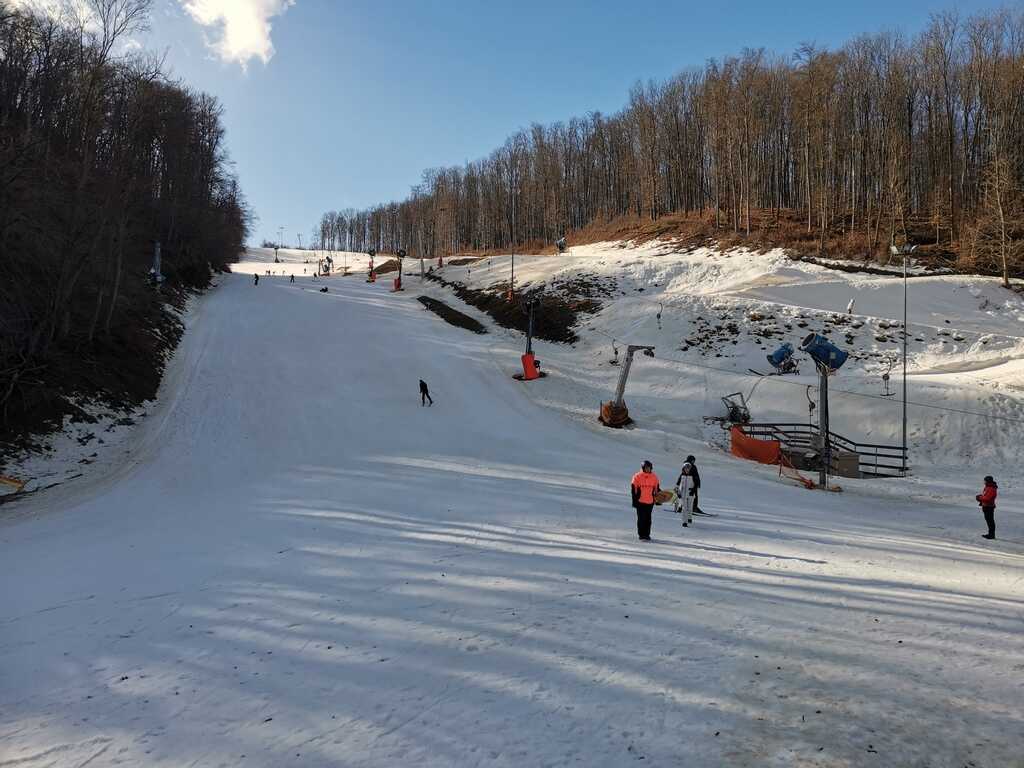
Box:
left=779, top=456, right=817, bottom=490
left=731, top=426, right=818, bottom=490
left=730, top=426, right=781, bottom=464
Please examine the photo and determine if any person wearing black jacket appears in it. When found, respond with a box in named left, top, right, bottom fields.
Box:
left=676, top=455, right=702, bottom=514
left=419, top=379, right=433, bottom=406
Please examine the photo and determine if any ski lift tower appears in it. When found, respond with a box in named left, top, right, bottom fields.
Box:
left=599, top=345, right=655, bottom=428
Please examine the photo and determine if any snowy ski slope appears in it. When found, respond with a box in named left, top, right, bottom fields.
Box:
left=418, top=240, right=1024, bottom=475
left=1, top=254, right=1022, bottom=767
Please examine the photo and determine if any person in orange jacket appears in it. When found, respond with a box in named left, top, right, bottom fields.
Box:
left=630, top=460, right=661, bottom=541
left=976, top=475, right=998, bottom=539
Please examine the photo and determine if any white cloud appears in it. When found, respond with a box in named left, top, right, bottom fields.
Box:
left=10, top=0, right=97, bottom=28
left=180, top=0, right=295, bottom=68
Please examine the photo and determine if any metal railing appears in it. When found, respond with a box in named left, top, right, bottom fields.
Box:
left=741, top=422, right=908, bottom=478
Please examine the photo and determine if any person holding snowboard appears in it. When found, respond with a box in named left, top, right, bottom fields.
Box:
left=676, top=455, right=702, bottom=515
left=630, top=460, right=661, bottom=541
left=976, top=475, right=998, bottom=539
left=419, top=379, right=433, bottom=406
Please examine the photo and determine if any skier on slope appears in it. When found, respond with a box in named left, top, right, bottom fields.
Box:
left=253, top=273, right=259, bottom=286
left=419, top=379, right=433, bottom=406
left=630, top=460, right=661, bottom=541
left=676, top=455, right=702, bottom=516
left=976, top=475, right=998, bottom=540
left=290, top=274, right=295, bottom=283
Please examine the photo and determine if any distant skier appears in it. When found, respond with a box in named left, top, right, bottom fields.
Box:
left=290, top=274, right=295, bottom=283
left=976, top=475, right=998, bottom=539
left=846, top=298, right=856, bottom=315
left=419, top=379, right=433, bottom=406
left=319, top=286, right=328, bottom=293
left=253, top=273, right=259, bottom=286
left=630, top=460, right=661, bottom=541
left=676, top=455, right=702, bottom=515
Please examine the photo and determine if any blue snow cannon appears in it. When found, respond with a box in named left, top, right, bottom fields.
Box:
left=800, top=333, right=848, bottom=372
left=767, top=342, right=794, bottom=368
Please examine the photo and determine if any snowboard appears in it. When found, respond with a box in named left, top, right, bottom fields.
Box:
left=653, top=489, right=677, bottom=505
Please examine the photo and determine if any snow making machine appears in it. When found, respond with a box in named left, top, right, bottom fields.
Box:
left=799, top=333, right=854, bottom=485
left=800, top=333, right=848, bottom=372
left=720, top=392, right=751, bottom=425
left=766, top=342, right=799, bottom=375
left=513, top=296, right=546, bottom=381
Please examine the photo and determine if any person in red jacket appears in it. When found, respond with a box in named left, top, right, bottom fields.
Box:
left=976, top=475, right=998, bottom=539
left=630, top=460, right=661, bottom=541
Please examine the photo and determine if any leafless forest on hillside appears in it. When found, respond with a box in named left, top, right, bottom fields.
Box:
left=315, top=8, right=1023, bottom=283
left=0, top=1, right=250, bottom=437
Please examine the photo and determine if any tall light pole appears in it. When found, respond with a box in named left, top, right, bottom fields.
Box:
left=892, top=243, right=916, bottom=476
left=297, top=233, right=302, bottom=250
left=903, top=250, right=907, bottom=476
left=509, top=184, right=517, bottom=301
left=278, top=226, right=284, bottom=249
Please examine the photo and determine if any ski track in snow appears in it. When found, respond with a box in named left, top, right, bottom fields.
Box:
left=2, top=249, right=1023, bottom=767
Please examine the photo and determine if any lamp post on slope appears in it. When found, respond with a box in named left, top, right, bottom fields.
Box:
left=891, top=243, right=917, bottom=476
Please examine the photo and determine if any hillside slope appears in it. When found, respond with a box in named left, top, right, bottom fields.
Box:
left=1, top=259, right=1020, bottom=767
left=418, top=241, right=1024, bottom=477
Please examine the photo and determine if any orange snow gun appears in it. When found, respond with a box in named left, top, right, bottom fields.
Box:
left=512, top=298, right=546, bottom=381
left=392, top=250, right=406, bottom=291
left=519, top=352, right=540, bottom=380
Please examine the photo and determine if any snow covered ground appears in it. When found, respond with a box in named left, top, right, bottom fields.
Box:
left=236, top=247, right=375, bottom=279
left=2, top=250, right=1022, bottom=767
left=421, top=241, right=1024, bottom=476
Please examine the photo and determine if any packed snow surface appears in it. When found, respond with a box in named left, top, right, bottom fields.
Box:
left=1, top=245, right=1022, bottom=767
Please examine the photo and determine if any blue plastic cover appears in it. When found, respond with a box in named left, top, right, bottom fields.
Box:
left=800, top=334, right=848, bottom=371
left=767, top=342, right=794, bottom=367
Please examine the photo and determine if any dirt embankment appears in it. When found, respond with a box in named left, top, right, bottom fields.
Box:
left=424, top=272, right=608, bottom=344
left=416, top=297, right=487, bottom=334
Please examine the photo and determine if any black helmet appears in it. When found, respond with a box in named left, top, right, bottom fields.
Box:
left=642, top=460, right=653, bottom=470
left=984, top=475, right=994, bottom=483
left=685, top=455, right=696, bottom=464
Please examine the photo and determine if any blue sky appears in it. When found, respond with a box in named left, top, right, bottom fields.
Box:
left=142, top=0, right=1004, bottom=246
